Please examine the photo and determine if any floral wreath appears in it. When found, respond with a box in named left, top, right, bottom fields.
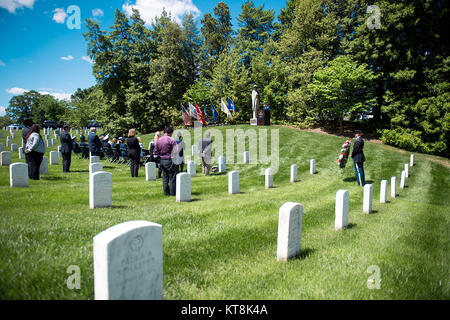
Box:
left=338, top=139, right=352, bottom=169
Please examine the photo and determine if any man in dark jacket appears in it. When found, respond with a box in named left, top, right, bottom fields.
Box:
left=351, top=130, right=366, bottom=187
left=60, top=125, right=73, bottom=172
left=22, top=119, right=33, bottom=178
left=88, top=127, right=103, bottom=157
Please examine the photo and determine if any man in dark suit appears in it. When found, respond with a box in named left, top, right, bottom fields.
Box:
left=351, top=130, right=366, bottom=187
left=60, top=125, right=73, bottom=172
left=22, top=119, right=34, bottom=178
left=88, top=127, right=103, bottom=158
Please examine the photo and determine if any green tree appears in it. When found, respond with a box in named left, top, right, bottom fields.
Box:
left=308, top=55, right=377, bottom=135
left=200, top=2, right=233, bottom=76
left=6, top=91, right=41, bottom=124
left=237, top=0, right=274, bottom=46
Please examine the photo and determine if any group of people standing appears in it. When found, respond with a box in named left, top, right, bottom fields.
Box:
left=18, top=119, right=366, bottom=194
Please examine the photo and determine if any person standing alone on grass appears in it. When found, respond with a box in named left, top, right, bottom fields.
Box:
left=351, top=130, right=366, bottom=187
left=88, top=127, right=103, bottom=158
left=24, top=124, right=45, bottom=180
left=22, top=119, right=33, bottom=178
left=199, top=131, right=213, bottom=175
left=154, top=126, right=178, bottom=196
left=127, top=129, right=141, bottom=178
left=175, top=132, right=185, bottom=172
left=60, top=125, right=73, bottom=173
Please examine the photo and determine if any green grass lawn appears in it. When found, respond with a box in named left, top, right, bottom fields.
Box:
left=0, top=125, right=449, bottom=299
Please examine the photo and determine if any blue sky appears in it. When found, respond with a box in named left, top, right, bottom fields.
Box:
left=0, top=0, right=286, bottom=117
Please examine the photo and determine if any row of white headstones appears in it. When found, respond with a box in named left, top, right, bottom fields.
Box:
left=4, top=143, right=415, bottom=299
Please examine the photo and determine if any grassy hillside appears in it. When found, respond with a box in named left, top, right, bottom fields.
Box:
left=0, top=125, right=448, bottom=299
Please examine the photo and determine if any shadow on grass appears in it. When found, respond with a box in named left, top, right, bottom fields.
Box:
left=291, top=248, right=316, bottom=261
left=110, top=205, right=129, bottom=209
left=346, top=223, right=357, bottom=229
left=41, top=176, right=65, bottom=181
left=71, top=170, right=89, bottom=173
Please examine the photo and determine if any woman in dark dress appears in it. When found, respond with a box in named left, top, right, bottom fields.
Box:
left=126, top=129, right=141, bottom=178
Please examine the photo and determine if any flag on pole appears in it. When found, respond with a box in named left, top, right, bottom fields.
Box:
left=189, top=102, right=199, bottom=120
left=221, top=98, right=233, bottom=119
left=211, top=101, right=218, bottom=123
left=182, top=104, right=192, bottom=126
left=194, top=102, right=208, bottom=125
left=227, top=98, right=236, bottom=114
left=203, top=104, right=211, bottom=124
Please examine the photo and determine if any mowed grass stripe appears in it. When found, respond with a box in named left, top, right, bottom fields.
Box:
left=0, top=126, right=449, bottom=299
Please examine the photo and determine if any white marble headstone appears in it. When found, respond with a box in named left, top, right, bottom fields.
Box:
left=1, top=151, right=12, bottom=166
left=410, top=154, right=414, bottom=167
left=6, top=136, right=11, bottom=147
left=19, top=147, right=25, bottom=160
left=335, top=189, right=349, bottom=230
left=400, top=171, right=406, bottom=189
left=145, top=162, right=156, bottom=181
left=90, top=162, right=103, bottom=176
left=290, top=164, right=298, bottom=183
left=50, top=151, right=59, bottom=165
left=10, top=163, right=29, bottom=187
left=218, top=156, right=226, bottom=173
left=363, top=184, right=373, bottom=214
left=90, top=156, right=100, bottom=164
left=93, top=220, right=163, bottom=300
left=380, top=180, right=388, bottom=203
left=404, top=163, right=409, bottom=178
left=191, top=145, right=198, bottom=157
left=391, top=177, right=396, bottom=198
left=90, top=171, right=112, bottom=209
left=277, top=202, right=303, bottom=261
left=265, top=168, right=274, bottom=189
left=187, top=161, right=196, bottom=176
left=176, top=173, right=191, bottom=202
left=310, top=159, right=316, bottom=174
left=0, top=143, right=3, bottom=152
left=11, top=143, right=18, bottom=152
left=243, top=151, right=250, bottom=164
left=228, top=171, right=239, bottom=194
left=40, top=156, right=48, bottom=174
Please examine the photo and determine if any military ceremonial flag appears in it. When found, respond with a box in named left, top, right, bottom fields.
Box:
left=194, top=102, right=208, bottom=125
left=182, top=104, right=192, bottom=126
left=203, top=104, right=211, bottom=123
left=211, top=101, right=218, bottom=123
left=221, top=98, right=233, bottom=119
left=189, top=102, right=199, bottom=120
left=227, top=98, right=236, bottom=114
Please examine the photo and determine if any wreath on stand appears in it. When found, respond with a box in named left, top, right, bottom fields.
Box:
left=338, top=139, right=352, bottom=169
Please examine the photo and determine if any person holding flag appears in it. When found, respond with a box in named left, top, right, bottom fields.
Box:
left=221, top=98, right=233, bottom=119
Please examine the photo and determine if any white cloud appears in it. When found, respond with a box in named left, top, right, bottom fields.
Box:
left=0, top=106, right=6, bottom=116
left=82, top=56, right=93, bottom=64
left=52, top=8, right=67, bottom=23
left=122, top=0, right=200, bottom=25
left=0, top=59, right=5, bottom=67
left=39, top=91, right=71, bottom=101
left=5, top=87, right=72, bottom=101
left=92, top=8, right=104, bottom=17
left=6, top=87, right=27, bottom=95
left=0, top=0, right=35, bottom=14
left=61, top=55, right=74, bottom=61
